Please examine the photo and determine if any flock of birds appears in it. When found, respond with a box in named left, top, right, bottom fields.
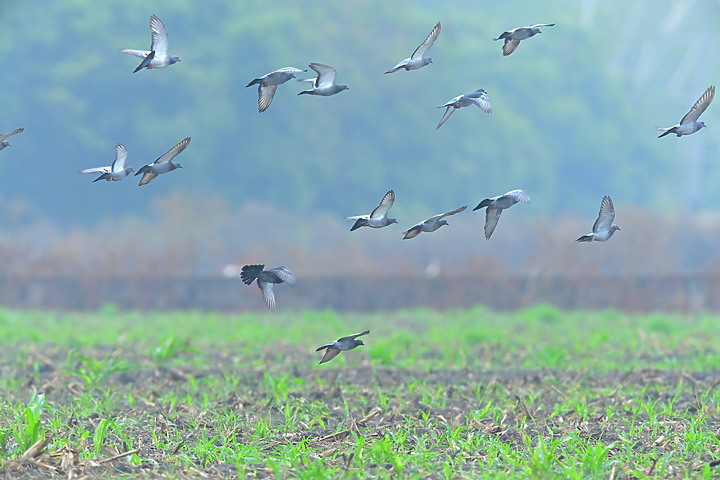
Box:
left=0, top=15, right=716, bottom=364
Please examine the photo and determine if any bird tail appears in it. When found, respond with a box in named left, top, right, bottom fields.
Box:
left=473, top=199, right=492, bottom=211
left=575, top=235, right=593, bottom=243
left=245, top=79, right=260, bottom=88
left=93, top=173, right=109, bottom=183
left=240, top=264, right=265, bottom=285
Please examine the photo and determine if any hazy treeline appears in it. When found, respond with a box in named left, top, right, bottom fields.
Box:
left=0, top=0, right=718, bottom=290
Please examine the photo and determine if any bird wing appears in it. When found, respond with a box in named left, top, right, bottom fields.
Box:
left=258, top=280, right=276, bottom=312
left=344, top=215, right=369, bottom=221
left=369, top=190, right=395, bottom=219
left=402, top=224, right=423, bottom=239
left=137, top=170, right=157, bottom=186
left=319, top=347, right=341, bottom=364
left=484, top=207, right=503, bottom=239
left=436, top=106, right=455, bottom=129
left=680, top=85, right=715, bottom=125
left=0, top=128, right=24, bottom=143
left=268, top=266, right=296, bottom=287
left=120, top=49, right=150, bottom=59
left=592, top=196, right=615, bottom=233
left=78, top=166, right=111, bottom=175
left=111, top=144, right=128, bottom=172
left=276, top=67, right=306, bottom=74
left=309, top=63, right=337, bottom=89
left=529, top=23, right=556, bottom=28
left=427, top=205, right=468, bottom=223
left=411, top=22, right=441, bottom=59
left=502, top=38, right=521, bottom=56
left=346, top=329, right=370, bottom=340
left=469, top=90, right=492, bottom=113
left=149, top=14, right=169, bottom=58
left=154, top=137, right=190, bottom=164
left=258, top=84, right=278, bottom=113
left=504, top=189, right=531, bottom=203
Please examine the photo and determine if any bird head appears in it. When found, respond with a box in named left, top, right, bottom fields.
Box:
left=698, top=121, right=707, bottom=129
left=389, top=218, right=398, bottom=225
left=170, top=56, right=181, bottom=65
left=612, top=225, right=621, bottom=232
left=340, top=85, right=350, bottom=92
left=356, top=340, right=365, bottom=346
left=439, top=220, right=449, bottom=227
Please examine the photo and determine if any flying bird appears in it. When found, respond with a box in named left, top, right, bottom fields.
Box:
left=240, top=264, right=296, bottom=312
left=246, top=67, right=307, bottom=112
left=121, top=14, right=180, bottom=73
left=493, top=23, right=555, bottom=56
left=0, top=128, right=24, bottom=151
left=436, top=89, right=492, bottom=129
left=345, top=190, right=397, bottom=231
left=297, top=63, right=349, bottom=96
left=473, top=190, right=531, bottom=239
left=135, top=137, right=190, bottom=186
left=316, top=330, right=370, bottom=364
left=384, top=22, right=441, bottom=74
left=402, top=206, right=467, bottom=239
left=657, top=85, right=715, bottom=138
left=575, top=195, right=620, bottom=243
left=78, top=144, right=134, bottom=182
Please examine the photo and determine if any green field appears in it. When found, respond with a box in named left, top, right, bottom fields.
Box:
left=0, top=305, right=719, bottom=478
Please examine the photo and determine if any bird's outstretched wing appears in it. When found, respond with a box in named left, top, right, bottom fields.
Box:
left=680, top=85, right=715, bottom=125
left=410, top=22, right=441, bottom=59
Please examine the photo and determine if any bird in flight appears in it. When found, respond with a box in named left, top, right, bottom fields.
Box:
left=575, top=195, right=620, bottom=242
left=0, top=128, right=24, bottom=151
left=240, top=264, right=296, bottom=312
left=436, top=89, right=492, bottom=129
left=384, top=22, right=441, bottom=74
left=121, top=14, right=181, bottom=73
left=473, top=189, right=530, bottom=239
left=297, top=63, right=349, bottom=96
left=78, top=144, right=134, bottom=182
left=657, top=86, right=715, bottom=138
left=246, top=67, right=307, bottom=112
left=402, top=205, right=467, bottom=239
left=135, top=137, right=190, bottom=186
left=316, top=330, right=370, bottom=364
left=493, top=23, right=555, bottom=56
left=345, top=190, right=398, bottom=231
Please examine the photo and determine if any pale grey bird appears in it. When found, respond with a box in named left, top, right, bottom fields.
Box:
left=657, top=86, right=715, bottom=138
left=493, top=23, right=555, bottom=56
left=0, top=128, right=24, bottom=151
left=473, top=190, right=531, bottom=239
left=575, top=196, right=620, bottom=242
left=246, top=67, right=307, bottom=112
left=78, top=144, right=134, bottom=182
left=135, top=137, right=190, bottom=186
left=121, top=14, right=180, bottom=73
left=297, top=63, right=349, bottom=96
left=240, top=264, right=296, bottom=312
left=384, top=22, right=441, bottom=74
left=436, top=89, right=492, bottom=129
left=345, top=190, right=397, bottom=231
left=402, top=205, right=467, bottom=239
left=316, top=330, right=370, bottom=364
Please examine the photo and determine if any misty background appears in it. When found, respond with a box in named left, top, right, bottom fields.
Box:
left=0, top=0, right=719, bottom=310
